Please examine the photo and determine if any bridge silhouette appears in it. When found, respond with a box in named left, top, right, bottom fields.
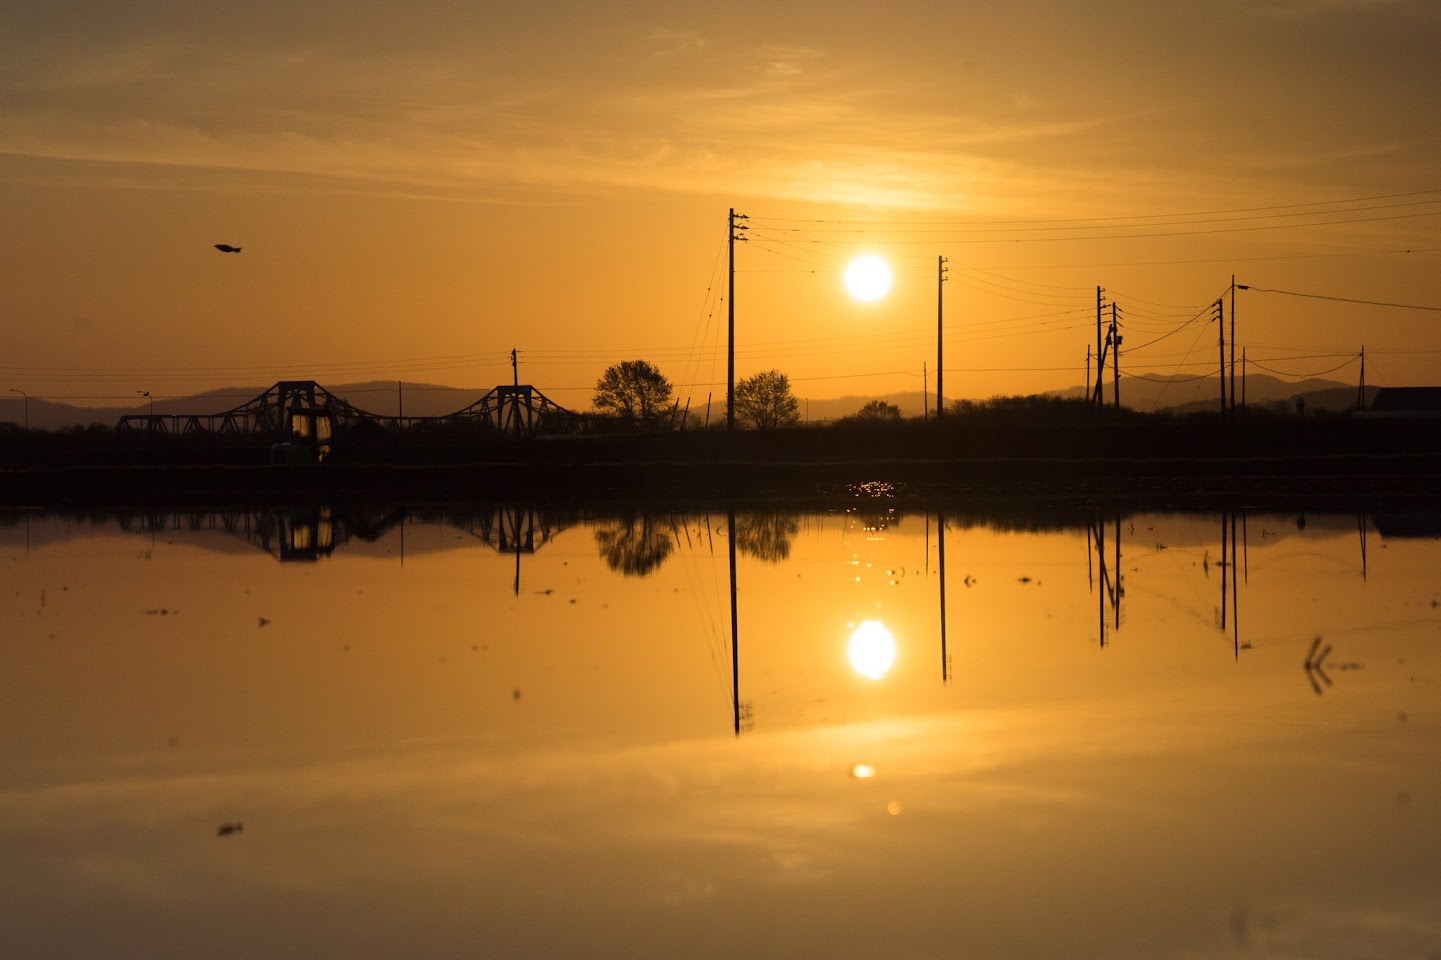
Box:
left=116, top=380, right=589, bottom=439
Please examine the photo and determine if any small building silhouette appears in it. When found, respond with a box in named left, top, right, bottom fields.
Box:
left=1362, top=387, right=1441, bottom=419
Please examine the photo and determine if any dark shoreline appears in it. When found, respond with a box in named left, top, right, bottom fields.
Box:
left=3, top=453, right=1438, bottom=512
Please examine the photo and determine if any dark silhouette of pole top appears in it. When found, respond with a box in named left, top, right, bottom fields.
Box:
left=214, top=244, right=242, bottom=253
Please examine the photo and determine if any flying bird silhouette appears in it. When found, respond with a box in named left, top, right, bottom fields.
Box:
left=214, top=244, right=242, bottom=253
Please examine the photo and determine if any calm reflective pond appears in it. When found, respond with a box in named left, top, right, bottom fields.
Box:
left=2, top=503, right=1439, bottom=959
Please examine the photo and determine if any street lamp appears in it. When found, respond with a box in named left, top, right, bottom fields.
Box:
left=9, top=388, right=29, bottom=430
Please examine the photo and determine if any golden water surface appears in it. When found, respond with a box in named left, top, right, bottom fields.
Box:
left=1, top=505, right=1437, bottom=959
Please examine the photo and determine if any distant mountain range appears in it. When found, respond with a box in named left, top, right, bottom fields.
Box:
left=1047, top=373, right=1373, bottom=416
left=2, top=374, right=1378, bottom=431
left=790, top=372, right=1371, bottom=421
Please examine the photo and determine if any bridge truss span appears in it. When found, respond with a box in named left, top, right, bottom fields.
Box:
left=116, top=380, right=590, bottom=439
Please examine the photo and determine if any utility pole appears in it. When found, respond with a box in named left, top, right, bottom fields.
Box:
left=1094, top=286, right=1104, bottom=408
left=1215, top=300, right=1226, bottom=414
left=922, top=363, right=928, bottom=419
left=936, top=256, right=948, bottom=420
left=727, top=208, right=748, bottom=432
left=1230, top=275, right=1237, bottom=413
left=510, top=348, right=519, bottom=388
left=1358, top=345, right=1366, bottom=410
left=1111, top=301, right=1121, bottom=410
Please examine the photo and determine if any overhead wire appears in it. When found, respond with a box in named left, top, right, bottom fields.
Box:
left=1246, top=355, right=1360, bottom=379
left=1239, top=286, right=1441, bottom=312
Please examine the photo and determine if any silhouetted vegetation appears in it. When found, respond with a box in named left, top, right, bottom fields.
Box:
left=592, top=360, right=674, bottom=427
left=845, top=399, right=903, bottom=423
left=733, top=369, right=801, bottom=429
left=4, top=391, right=1441, bottom=509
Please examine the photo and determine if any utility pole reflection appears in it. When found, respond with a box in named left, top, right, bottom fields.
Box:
left=1231, top=511, right=1241, bottom=658
left=1219, top=510, right=1247, bottom=657
left=1090, top=515, right=1122, bottom=646
left=1358, top=513, right=1368, bottom=582
left=728, top=508, right=742, bottom=736
left=938, top=509, right=950, bottom=683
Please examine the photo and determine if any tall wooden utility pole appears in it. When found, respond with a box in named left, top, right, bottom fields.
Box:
left=1094, top=286, right=1104, bottom=408
left=510, top=348, right=519, bottom=387
left=1358, top=345, right=1366, bottom=410
left=1216, top=300, right=1226, bottom=414
left=727, top=209, right=747, bottom=432
left=922, top=363, right=928, bottom=419
left=1111, top=302, right=1121, bottom=410
left=1229, top=275, right=1237, bottom=414
left=936, top=256, right=948, bottom=420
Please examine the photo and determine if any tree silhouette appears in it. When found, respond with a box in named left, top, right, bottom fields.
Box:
left=593, top=360, right=673, bottom=425
left=595, top=513, right=674, bottom=576
left=733, top=369, right=801, bottom=430
left=850, top=399, right=902, bottom=422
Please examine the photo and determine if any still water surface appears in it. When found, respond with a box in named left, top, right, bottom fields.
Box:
left=2, top=504, right=1439, bottom=959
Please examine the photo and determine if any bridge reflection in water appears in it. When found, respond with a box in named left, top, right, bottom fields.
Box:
left=114, top=505, right=562, bottom=574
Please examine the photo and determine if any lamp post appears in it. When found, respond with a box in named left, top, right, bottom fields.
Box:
left=9, top=388, right=29, bottom=430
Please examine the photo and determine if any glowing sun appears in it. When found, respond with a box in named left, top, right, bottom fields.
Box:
left=844, top=255, right=892, bottom=302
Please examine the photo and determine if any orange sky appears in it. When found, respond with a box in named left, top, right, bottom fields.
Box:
left=3, top=1, right=1440, bottom=411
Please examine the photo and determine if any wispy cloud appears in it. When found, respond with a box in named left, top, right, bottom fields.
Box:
left=1246, top=0, right=1422, bottom=17
left=3, top=12, right=1433, bottom=219
left=646, top=27, right=706, bottom=59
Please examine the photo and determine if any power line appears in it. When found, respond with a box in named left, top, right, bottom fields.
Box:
left=1246, top=356, right=1360, bottom=379
left=1238, top=286, right=1441, bottom=312
left=1122, top=371, right=1214, bottom=384
left=963, top=247, right=1441, bottom=271
left=1121, top=288, right=1231, bottom=353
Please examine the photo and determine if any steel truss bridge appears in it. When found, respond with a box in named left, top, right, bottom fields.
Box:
left=116, top=380, right=589, bottom=439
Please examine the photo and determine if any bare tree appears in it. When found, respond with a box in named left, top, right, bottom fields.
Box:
left=733, top=369, right=801, bottom=430
left=593, top=360, right=673, bottom=425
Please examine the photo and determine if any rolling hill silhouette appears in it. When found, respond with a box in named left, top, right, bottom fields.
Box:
left=4, top=374, right=1374, bottom=431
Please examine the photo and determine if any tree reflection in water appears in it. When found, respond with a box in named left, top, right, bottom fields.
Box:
left=594, top=510, right=800, bottom=575
left=733, top=511, right=799, bottom=563
left=594, top=512, right=674, bottom=576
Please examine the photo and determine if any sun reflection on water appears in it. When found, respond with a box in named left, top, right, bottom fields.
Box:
left=847, top=620, right=896, bottom=680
